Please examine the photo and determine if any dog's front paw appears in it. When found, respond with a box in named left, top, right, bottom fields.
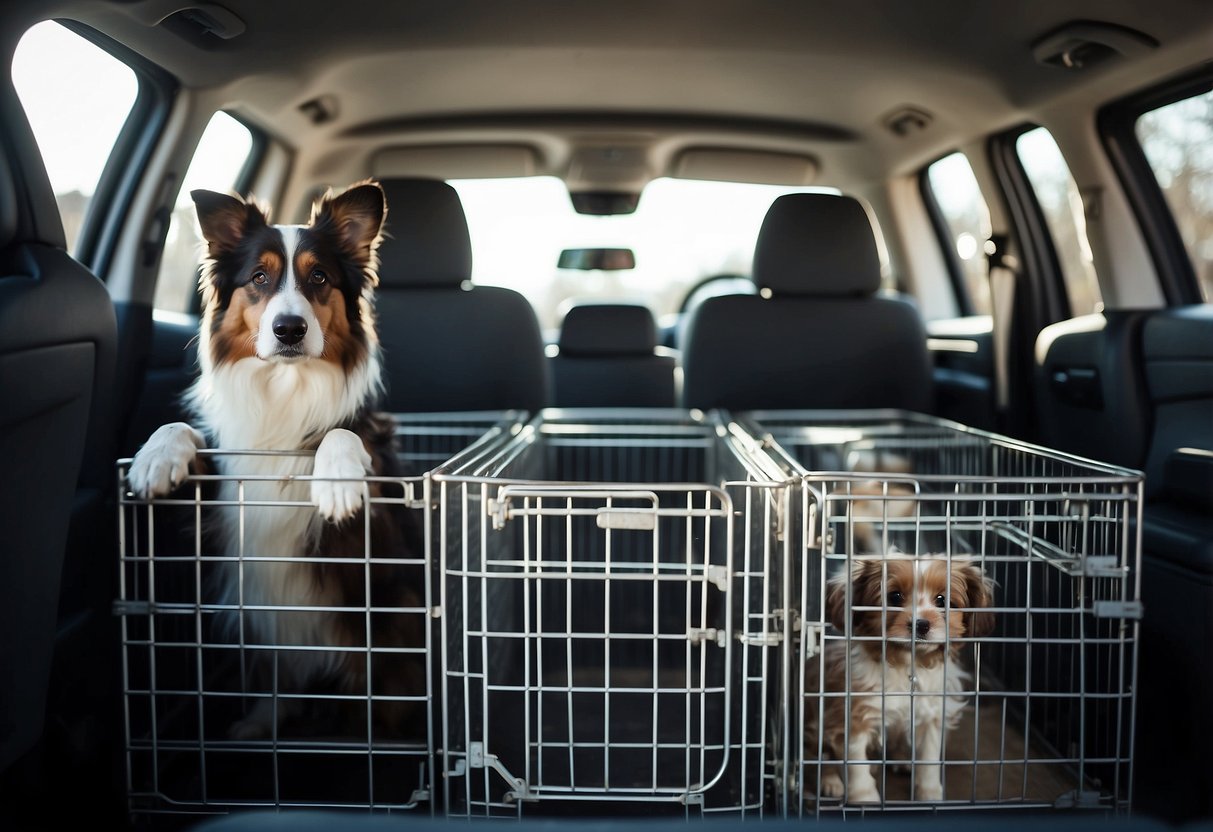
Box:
left=914, top=779, right=943, bottom=801
left=128, top=422, right=205, bottom=498
left=819, top=770, right=845, bottom=798
left=312, top=428, right=372, bottom=523
left=848, top=783, right=881, bottom=804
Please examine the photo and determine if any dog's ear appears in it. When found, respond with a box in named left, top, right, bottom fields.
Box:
left=311, top=180, right=387, bottom=265
left=959, top=561, right=995, bottom=638
left=825, top=570, right=850, bottom=632
left=826, top=559, right=879, bottom=633
left=191, top=190, right=268, bottom=256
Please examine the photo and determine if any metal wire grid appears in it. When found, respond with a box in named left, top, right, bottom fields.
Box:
left=433, top=409, right=789, bottom=818
left=116, top=412, right=519, bottom=821
left=737, top=410, right=1142, bottom=816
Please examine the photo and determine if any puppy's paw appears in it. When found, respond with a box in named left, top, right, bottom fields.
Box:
left=311, top=428, right=372, bottom=523
left=128, top=422, right=205, bottom=498
left=848, top=783, right=881, bottom=804
left=914, top=779, right=943, bottom=801
left=819, top=770, right=845, bottom=798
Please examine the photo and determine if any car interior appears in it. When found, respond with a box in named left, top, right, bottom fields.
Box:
left=0, top=1, right=1210, bottom=830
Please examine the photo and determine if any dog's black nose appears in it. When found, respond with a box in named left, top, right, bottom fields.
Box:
left=273, top=315, right=307, bottom=346
left=914, top=618, right=931, bottom=639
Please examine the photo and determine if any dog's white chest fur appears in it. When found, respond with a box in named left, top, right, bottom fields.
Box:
left=188, top=357, right=380, bottom=660
left=847, top=644, right=969, bottom=736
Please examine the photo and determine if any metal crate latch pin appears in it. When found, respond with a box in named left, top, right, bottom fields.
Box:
left=467, top=741, right=535, bottom=803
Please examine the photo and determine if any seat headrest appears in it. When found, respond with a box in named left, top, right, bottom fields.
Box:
left=559, top=303, right=658, bottom=356
left=376, top=178, right=472, bottom=288
left=752, top=193, right=882, bottom=296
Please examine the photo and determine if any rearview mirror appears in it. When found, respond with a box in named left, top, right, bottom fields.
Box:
left=557, top=248, right=636, bottom=271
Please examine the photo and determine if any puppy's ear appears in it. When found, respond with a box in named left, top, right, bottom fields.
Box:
left=311, top=180, right=387, bottom=265
left=825, top=559, right=878, bottom=632
left=959, top=562, right=995, bottom=638
left=825, top=570, right=851, bottom=632
left=191, top=190, right=268, bottom=256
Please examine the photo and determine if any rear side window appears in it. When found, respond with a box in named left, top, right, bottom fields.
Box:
left=1015, top=127, right=1103, bottom=316
left=154, top=112, right=256, bottom=315
left=12, top=20, right=139, bottom=254
left=925, top=153, right=992, bottom=316
left=1136, top=90, right=1213, bottom=302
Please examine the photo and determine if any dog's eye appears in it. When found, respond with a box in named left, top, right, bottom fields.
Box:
left=251, top=271, right=268, bottom=286
left=886, top=591, right=904, bottom=607
left=309, top=270, right=327, bottom=285
left=935, top=594, right=948, bottom=608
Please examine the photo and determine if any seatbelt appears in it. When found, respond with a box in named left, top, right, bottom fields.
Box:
left=987, top=234, right=1018, bottom=415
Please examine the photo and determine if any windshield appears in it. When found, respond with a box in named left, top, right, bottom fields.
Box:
left=450, top=176, right=843, bottom=334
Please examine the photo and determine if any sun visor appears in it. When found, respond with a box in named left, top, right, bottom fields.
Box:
left=372, top=144, right=540, bottom=180
left=670, top=147, right=819, bottom=186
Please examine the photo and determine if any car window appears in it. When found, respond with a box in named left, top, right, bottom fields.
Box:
left=1136, top=89, right=1213, bottom=302
left=11, top=20, right=139, bottom=255
left=450, top=176, right=841, bottom=332
left=1016, top=127, right=1103, bottom=316
left=925, top=153, right=992, bottom=316
left=153, top=112, right=256, bottom=316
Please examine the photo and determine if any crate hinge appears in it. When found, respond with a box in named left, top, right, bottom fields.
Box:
left=688, top=627, right=727, bottom=647
left=704, top=564, right=729, bottom=592
left=737, top=608, right=788, bottom=646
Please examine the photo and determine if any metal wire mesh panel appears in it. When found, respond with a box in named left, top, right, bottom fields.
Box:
left=435, top=409, right=785, bottom=818
left=739, top=410, right=1142, bottom=816
left=117, top=413, right=518, bottom=823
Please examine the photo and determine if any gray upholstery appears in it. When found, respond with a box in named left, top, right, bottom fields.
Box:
left=0, top=89, right=116, bottom=773
left=680, top=193, right=931, bottom=412
left=551, top=303, right=676, bottom=407
left=373, top=178, right=547, bottom=412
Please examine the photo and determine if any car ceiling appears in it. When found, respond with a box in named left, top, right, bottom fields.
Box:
left=3, top=0, right=1212, bottom=189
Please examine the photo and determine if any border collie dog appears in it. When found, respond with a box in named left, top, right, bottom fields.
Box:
left=128, top=180, right=423, bottom=739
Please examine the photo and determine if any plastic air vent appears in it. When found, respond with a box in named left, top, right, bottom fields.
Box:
left=1032, top=21, right=1157, bottom=70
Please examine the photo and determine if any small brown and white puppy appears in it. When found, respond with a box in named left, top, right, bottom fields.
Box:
left=127, top=180, right=424, bottom=740
left=804, top=554, right=994, bottom=803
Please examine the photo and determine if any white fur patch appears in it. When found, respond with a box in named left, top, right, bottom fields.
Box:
left=312, top=428, right=372, bottom=522
left=255, top=226, right=326, bottom=361
left=184, top=342, right=383, bottom=678
left=128, top=422, right=205, bottom=497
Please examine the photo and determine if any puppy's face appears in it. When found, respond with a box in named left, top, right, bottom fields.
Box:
left=191, top=181, right=386, bottom=371
left=827, top=556, right=994, bottom=653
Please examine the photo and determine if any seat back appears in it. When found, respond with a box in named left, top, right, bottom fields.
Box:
left=680, top=193, right=931, bottom=411
left=551, top=303, right=676, bottom=407
left=0, top=94, right=116, bottom=773
left=374, top=178, right=547, bottom=413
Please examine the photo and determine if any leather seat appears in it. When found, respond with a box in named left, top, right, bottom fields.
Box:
left=373, top=178, right=548, bottom=413
left=0, top=91, right=116, bottom=775
left=680, top=193, right=932, bottom=412
left=551, top=302, right=676, bottom=407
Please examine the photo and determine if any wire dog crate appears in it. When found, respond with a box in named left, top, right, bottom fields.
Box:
left=737, top=410, right=1143, bottom=816
left=116, top=412, right=519, bottom=823
left=432, top=409, right=789, bottom=819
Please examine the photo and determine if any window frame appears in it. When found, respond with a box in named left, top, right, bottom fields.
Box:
left=1098, top=65, right=1212, bottom=307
